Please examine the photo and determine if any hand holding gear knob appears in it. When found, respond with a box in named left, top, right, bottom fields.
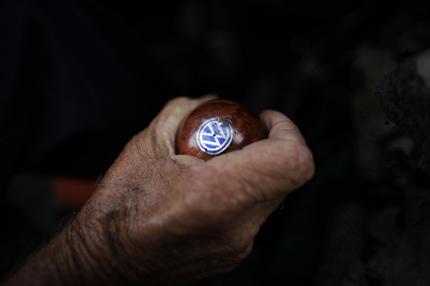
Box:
left=176, top=99, right=267, bottom=160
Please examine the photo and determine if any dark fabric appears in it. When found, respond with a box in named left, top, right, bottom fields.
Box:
left=1, top=1, right=430, bottom=285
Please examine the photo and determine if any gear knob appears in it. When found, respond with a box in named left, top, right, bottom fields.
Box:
left=176, top=99, right=267, bottom=160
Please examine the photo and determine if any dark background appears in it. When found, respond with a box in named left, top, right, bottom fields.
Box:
left=2, top=1, right=430, bottom=285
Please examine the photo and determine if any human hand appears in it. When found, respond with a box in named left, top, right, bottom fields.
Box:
left=5, top=97, right=314, bottom=286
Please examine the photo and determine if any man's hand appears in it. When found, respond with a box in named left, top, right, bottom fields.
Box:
left=5, top=97, right=314, bottom=285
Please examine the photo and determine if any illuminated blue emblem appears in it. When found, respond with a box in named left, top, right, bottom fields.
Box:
left=196, top=118, right=233, bottom=155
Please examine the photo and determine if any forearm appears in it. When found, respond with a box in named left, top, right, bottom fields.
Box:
left=3, top=217, right=129, bottom=286
left=4, top=228, right=80, bottom=286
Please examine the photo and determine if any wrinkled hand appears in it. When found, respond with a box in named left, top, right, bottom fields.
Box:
left=6, top=97, right=314, bottom=286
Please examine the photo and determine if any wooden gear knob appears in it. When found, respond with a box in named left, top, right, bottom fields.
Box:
left=176, top=99, right=267, bottom=160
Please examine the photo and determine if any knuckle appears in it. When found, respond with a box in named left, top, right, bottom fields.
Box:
left=213, top=239, right=252, bottom=271
left=158, top=97, right=192, bottom=118
left=265, top=141, right=314, bottom=190
left=286, top=143, right=315, bottom=188
left=300, top=146, right=315, bottom=182
left=230, top=240, right=253, bottom=261
left=128, top=131, right=154, bottom=160
left=166, top=96, right=191, bottom=107
left=268, top=141, right=300, bottom=174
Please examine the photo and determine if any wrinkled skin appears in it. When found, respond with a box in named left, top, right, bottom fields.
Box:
left=4, top=97, right=314, bottom=286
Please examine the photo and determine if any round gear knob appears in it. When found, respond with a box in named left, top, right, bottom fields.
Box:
left=176, top=99, right=267, bottom=160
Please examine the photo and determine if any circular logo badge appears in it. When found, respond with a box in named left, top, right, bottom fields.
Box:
left=196, top=119, right=233, bottom=155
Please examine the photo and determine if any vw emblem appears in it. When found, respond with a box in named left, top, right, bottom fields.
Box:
left=196, top=118, right=233, bottom=155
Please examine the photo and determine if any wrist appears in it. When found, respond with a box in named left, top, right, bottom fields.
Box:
left=4, top=211, right=141, bottom=286
left=52, top=211, right=142, bottom=286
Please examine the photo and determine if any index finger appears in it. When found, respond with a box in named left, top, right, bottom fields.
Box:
left=205, top=109, right=314, bottom=201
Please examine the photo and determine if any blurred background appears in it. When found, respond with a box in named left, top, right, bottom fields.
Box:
left=2, top=1, right=430, bottom=285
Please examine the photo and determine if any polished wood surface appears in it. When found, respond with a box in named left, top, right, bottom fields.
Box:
left=176, top=99, right=267, bottom=160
